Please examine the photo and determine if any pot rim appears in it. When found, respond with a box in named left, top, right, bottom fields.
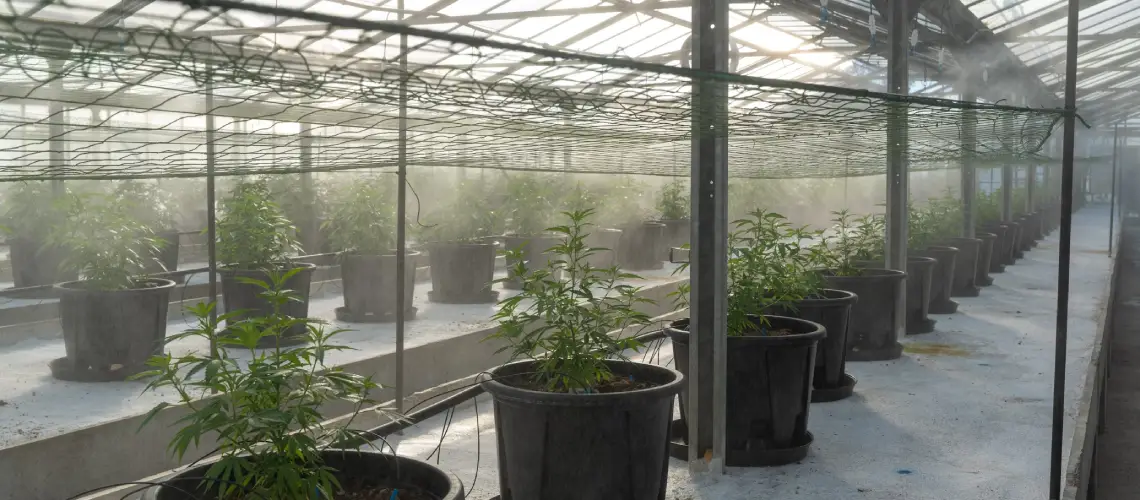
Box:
left=56, top=277, right=176, bottom=294
left=340, top=250, right=424, bottom=258
left=923, top=245, right=960, bottom=253
left=667, top=314, right=826, bottom=343
left=219, top=262, right=318, bottom=274
left=795, top=288, right=858, bottom=305
left=824, top=267, right=907, bottom=280
left=482, top=359, right=683, bottom=405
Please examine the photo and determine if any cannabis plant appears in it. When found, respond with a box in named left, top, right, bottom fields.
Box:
left=113, top=181, right=178, bottom=233
left=323, top=177, right=396, bottom=254
left=503, top=173, right=557, bottom=236
left=136, top=271, right=385, bottom=499
left=725, top=210, right=828, bottom=335
left=46, top=193, right=162, bottom=290
left=217, top=180, right=300, bottom=269
left=976, top=189, right=1002, bottom=226
left=927, top=192, right=963, bottom=241
left=0, top=182, right=71, bottom=241
left=908, top=205, right=939, bottom=251
left=490, top=209, right=652, bottom=392
left=422, top=178, right=505, bottom=243
left=820, top=210, right=885, bottom=276
left=656, top=179, right=690, bottom=220
left=598, top=176, right=652, bottom=226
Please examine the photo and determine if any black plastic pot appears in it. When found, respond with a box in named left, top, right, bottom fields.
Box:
left=1015, top=216, right=1033, bottom=254
left=975, top=232, right=996, bottom=287
left=337, top=251, right=418, bottom=323
left=853, top=257, right=936, bottom=334
left=657, top=218, right=689, bottom=261
left=8, top=236, right=76, bottom=295
left=502, top=234, right=562, bottom=290
left=50, top=278, right=175, bottom=382
left=943, top=237, right=981, bottom=297
left=483, top=359, right=682, bottom=499
left=981, top=224, right=1010, bottom=272
left=823, top=269, right=906, bottom=361
left=220, top=263, right=316, bottom=347
left=585, top=227, right=622, bottom=269
left=427, top=241, right=498, bottom=304
left=770, top=289, right=857, bottom=402
left=616, top=221, right=666, bottom=271
left=920, top=246, right=959, bottom=314
left=143, top=230, right=183, bottom=284
left=1006, top=221, right=1024, bottom=262
left=666, top=315, right=824, bottom=465
left=142, top=450, right=464, bottom=500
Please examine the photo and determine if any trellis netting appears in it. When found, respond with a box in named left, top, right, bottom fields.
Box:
left=0, top=0, right=1066, bottom=182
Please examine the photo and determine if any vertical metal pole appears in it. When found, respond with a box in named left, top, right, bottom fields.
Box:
left=205, top=82, right=218, bottom=354
left=689, top=0, right=729, bottom=473
left=1002, top=162, right=1014, bottom=222
left=299, top=124, right=315, bottom=254
left=1029, top=164, right=1037, bottom=213
left=962, top=86, right=977, bottom=238
left=48, top=58, right=66, bottom=197
left=1111, top=124, right=1119, bottom=254
left=886, top=0, right=909, bottom=340
left=394, top=0, right=409, bottom=414
left=1050, top=0, right=1080, bottom=494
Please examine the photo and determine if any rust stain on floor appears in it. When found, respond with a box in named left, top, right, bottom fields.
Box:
left=904, top=343, right=971, bottom=357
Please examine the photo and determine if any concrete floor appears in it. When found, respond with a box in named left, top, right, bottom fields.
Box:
left=1095, top=219, right=1140, bottom=498
left=382, top=206, right=1115, bottom=500
left=0, top=264, right=687, bottom=449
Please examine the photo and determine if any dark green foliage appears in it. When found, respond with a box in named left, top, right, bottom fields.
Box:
left=503, top=173, right=558, bottom=236
left=421, top=177, right=505, bottom=243
left=656, top=179, right=690, bottom=220
left=0, top=182, right=71, bottom=241
left=46, top=193, right=161, bottom=290
left=113, top=180, right=178, bottom=232
left=323, top=177, right=395, bottom=255
left=489, top=209, right=652, bottom=393
left=217, top=180, right=300, bottom=269
left=135, top=271, right=386, bottom=500
left=819, top=209, right=884, bottom=276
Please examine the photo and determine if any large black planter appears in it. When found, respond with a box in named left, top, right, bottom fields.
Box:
left=824, top=269, right=906, bottom=361
left=920, top=246, right=959, bottom=314
left=336, top=252, right=418, bottom=323
left=975, top=232, right=996, bottom=287
left=770, top=290, right=857, bottom=402
left=1015, top=216, right=1033, bottom=254
left=49, top=278, right=175, bottom=382
left=143, top=450, right=464, bottom=500
left=143, top=230, right=183, bottom=284
left=427, top=241, right=498, bottom=304
left=616, top=221, right=665, bottom=271
left=502, top=234, right=561, bottom=290
left=584, top=227, right=622, bottom=269
left=943, top=237, right=981, bottom=297
left=8, top=236, right=76, bottom=296
left=483, top=359, right=682, bottom=499
left=220, top=263, right=316, bottom=347
left=666, top=315, right=824, bottom=466
left=657, top=218, right=689, bottom=261
left=853, top=258, right=937, bottom=334
left=1006, top=221, right=1024, bottom=262
left=981, top=224, right=1010, bottom=272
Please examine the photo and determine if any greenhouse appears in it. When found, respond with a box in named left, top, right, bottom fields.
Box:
left=0, top=0, right=1136, bottom=498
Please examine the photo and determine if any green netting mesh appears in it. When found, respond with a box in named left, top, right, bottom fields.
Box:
left=0, top=0, right=1065, bottom=181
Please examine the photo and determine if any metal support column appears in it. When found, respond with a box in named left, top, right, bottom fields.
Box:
left=1002, top=163, right=1014, bottom=221
left=205, top=82, right=219, bottom=355
left=48, top=58, right=66, bottom=197
left=961, top=87, right=977, bottom=238
left=689, top=0, right=730, bottom=473
left=394, top=0, right=409, bottom=414
left=885, top=0, right=909, bottom=339
left=1050, top=0, right=1081, bottom=494
left=1111, top=124, right=1119, bottom=254
left=299, top=124, right=316, bottom=254
left=1028, top=164, right=1037, bottom=213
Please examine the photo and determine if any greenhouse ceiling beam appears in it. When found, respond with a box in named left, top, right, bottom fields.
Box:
left=1018, top=34, right=1140, bottom=42
left=1026, top=15, right=1131, bottom=73
left=995, top=0, right=1113, bottom=42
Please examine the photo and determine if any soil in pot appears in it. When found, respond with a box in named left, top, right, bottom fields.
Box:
left=942, top=237, right=982, bottom=297
left=584, top=227, right=622, bottom=269
left=975, top=232, right=996, bottom=287
left=768, top=289, right=857, bottom=402
left=980, top=224, right=1010, bottom=272
left=483, top=359, right=681, bottom=499
left=616, top=221, right=666, bottom=271
left=658, top=218, right=689, bottom=261
left=143, top=450, right=464, bottom=500
left=502, top=234, right=562, bottom=290
left=823, top=268, right=906, bottom=361
left=337, top=251, right=419, bottom=323
left=8, top=237, right=77, bottom=297
left=427, top=241, right=498, bottom=304
left=666, top=315, right=824, bottom=465
left=919, top=246, right=959, bottom=314
left=50, top=278, right=175, bottom=382
left=220, top=263, right=316, bottom=348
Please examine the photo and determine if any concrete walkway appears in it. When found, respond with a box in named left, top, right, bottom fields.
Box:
left=1096, top=219, right=1140, bottom=498
left=381, top=206, right=1116, bottom=500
